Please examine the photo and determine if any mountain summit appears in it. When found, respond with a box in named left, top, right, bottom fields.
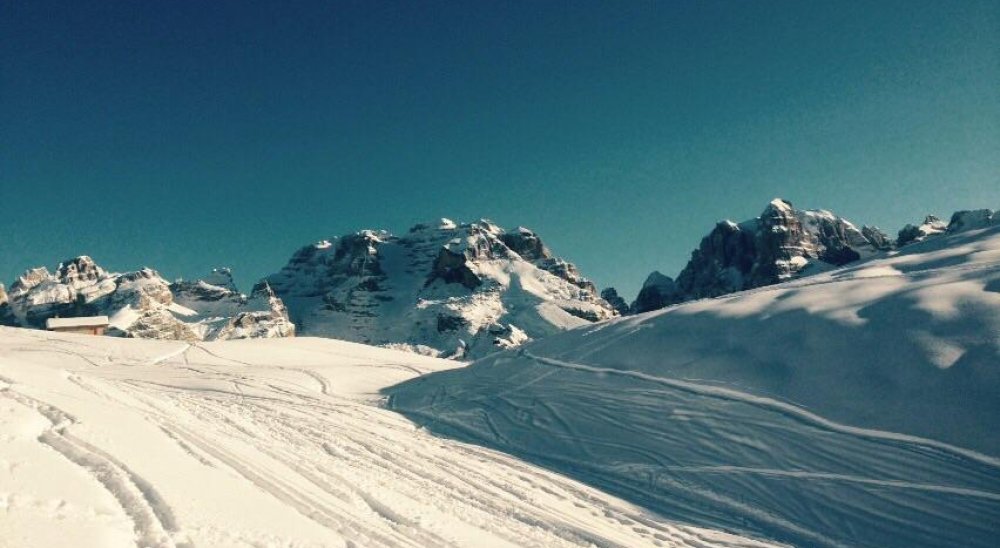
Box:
left=630, top=199, right=999, bottom=313
left=0, top=257, right=293, bottom=341
left=266, top=219, right=616, bottom=358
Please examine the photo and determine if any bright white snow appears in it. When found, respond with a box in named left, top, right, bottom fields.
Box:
left=389, top=225, right=1000, bottom=548
left=0, top=327, right=771, bottom=547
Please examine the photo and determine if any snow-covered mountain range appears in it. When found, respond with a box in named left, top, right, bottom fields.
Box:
left=0, top=258, right=293, bottom=341
left=628, top=199, right=1000, bottom=313
left=3, top=206, right=998, bottom=358
left=264, top=219, right=616, bottom=359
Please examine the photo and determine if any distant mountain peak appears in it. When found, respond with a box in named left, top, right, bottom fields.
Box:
left=266, top=219, right=615, bottom=359
left=2, top=257, right=293, bottom=341
left=631, top=201, right=1000, bottom=314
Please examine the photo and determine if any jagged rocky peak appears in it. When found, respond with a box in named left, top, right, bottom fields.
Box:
left=631, top=271, right=682, bottom=314
left=897, top=215, right=948, bottom=247
left=500, top=227, right=551, bottom=261
left=267, top=218, right=615, bottom=359
left=626, top=199, right=887, bottom=313
left=202, top=267, right=239, bottom=292
left=212, top=280, right=295, bottom=341
left=673, top=198, right=884, bottom=300
left=896, top=208, right=999, bottom=247
left=1, top=256, right=294, bottom=342
left=10, top=266, right=54, bottom=295
left=600, top=287, right=630, bottom=316
left=861, top=225, right=893, bottom=251
left=55, top=255, right=107, bottom=287
left=170, top=268, right=246, bottom=317
left=947, top=208, right=999, bottom=232
left=633, top=201, right=1000, bottom=316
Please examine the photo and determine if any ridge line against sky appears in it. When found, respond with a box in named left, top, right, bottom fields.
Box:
left=2, top=0, right=998, bottom=299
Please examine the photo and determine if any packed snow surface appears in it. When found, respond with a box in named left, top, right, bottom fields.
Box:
left=389, top=226, right=1000, bottom=548
left=0, top=328, right=770, bottom=547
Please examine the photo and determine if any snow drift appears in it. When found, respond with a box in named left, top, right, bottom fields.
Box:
left=0, top=328, right=768, bottom=547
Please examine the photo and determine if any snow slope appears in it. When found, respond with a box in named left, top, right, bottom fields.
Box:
left=388, top=225, right=1000, bottom=547
left=0, top=328, right=769, bottom=547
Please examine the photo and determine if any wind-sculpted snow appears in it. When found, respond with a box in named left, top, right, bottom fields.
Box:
left=388, top=225, right=1000, bottom=547
left=0, top=328, right=768, bottom=547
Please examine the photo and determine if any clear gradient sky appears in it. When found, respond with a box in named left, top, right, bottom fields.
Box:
left=2, top=1, right=998, bottom=299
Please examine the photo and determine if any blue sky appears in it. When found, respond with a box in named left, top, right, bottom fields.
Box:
left=2, top=1, right=997, bottom=299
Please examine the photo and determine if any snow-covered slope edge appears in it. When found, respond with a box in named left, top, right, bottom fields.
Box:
left=0, top=329, right=772, bottom=547
left=387, top=224, right=1000, bottom=548
left=266, top=219, right=616, bottom=359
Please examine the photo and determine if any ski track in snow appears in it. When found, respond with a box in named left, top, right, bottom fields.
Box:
left=389, top=350, right=1000, bottom=548
left=0, top=329, right=771, bottom=548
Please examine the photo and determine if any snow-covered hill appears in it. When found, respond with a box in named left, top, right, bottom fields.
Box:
left=266, top=219, right=616, bottom=359
left=0, top=328, right=770, bottom=547
left=388, top=224, right=1000, bottom=547
left=0, top=258, right=293, bottom=342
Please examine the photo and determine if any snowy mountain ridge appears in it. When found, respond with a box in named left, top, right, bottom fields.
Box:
left=629, top=199, right=1000, bottom=313
left=0, top=257, right=293, bottom=341
left=265, top=218, right=616, bottom=359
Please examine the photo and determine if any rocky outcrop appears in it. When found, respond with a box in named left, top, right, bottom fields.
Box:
left=600, top=288, right=630, bottom=316
left=0, top=284, right=13, bottom=326
left=897, top=215, right=948, bottom=247
left=861, top=226, right=893, bottom=251
left=894, top=209, right=998, bottom=248
left=1, top=257, right=294, bottom=341
left=633, top=200, right=1000, bottom=315
left=947, top=209, right=999, bottom=233
left=630, top=272, right=683, bottom=313
left=629, top=199, right=888, bottom=312
left=266, top=218, right=615, bottom=359
left=213, top=282, right=295, bottom=340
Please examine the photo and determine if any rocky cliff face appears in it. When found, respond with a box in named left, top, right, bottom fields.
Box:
left=632, top=200, right=1000, bottom=314
left=630, top=271, right=683, bottom=313
left=670, top=199, right=885, bottom=301
left=1, top=257, right=293, bottom=341
left=896, top=215, right=948, bottom=247
left=599, top=288, right=630, bottom=316
left=0, top=284, right=12, bottom=325
left=630, top=199, right=887, bottom=311
left=266, top=219, right=615, bottom=359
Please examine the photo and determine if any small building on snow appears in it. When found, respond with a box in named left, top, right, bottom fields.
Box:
left=46, top=316, right=110, bottom=335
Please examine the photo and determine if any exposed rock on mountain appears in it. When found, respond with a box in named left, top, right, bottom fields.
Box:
left=0, top=284, right=12, bottom=325
left=671, top=199, right=883, bottom=301
left=1, top=257, right=293, bottom=341
left=947, top=208, right=998, bottom=233
left=600, top=287, right=630, bottom=316
left=897, top=215, right=948, bottom=247
left=266, top=219, right=615, bottom=359
left=633, top=201, right=1000, bottom=315
left=630, top=272, right=682, bottom=313
left=213, top=282, right=295, bottom=340
left=861, top=225, right=894, bottom=251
